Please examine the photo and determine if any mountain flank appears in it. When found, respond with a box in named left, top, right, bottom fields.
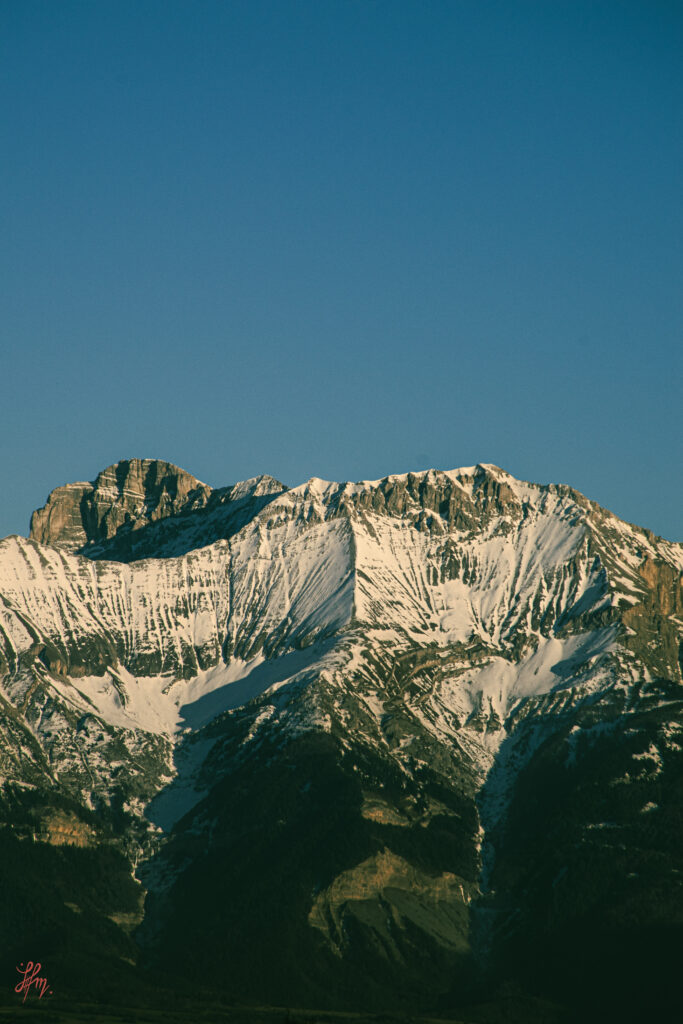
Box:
left=0, top=459, right=681, bottom=1022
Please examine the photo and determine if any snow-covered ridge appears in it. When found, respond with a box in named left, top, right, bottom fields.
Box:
left=1, top=460, right=680, bottom=754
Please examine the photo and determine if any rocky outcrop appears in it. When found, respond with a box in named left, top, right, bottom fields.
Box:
left=29, top=460, right=287, bottom=562
left=622, top=555, right=683, bottom=680
left=30, top=459, right=211, bottom=552
left=39, top=810, right=95, bottom=847
left=308, top=847, right=475, bottom=958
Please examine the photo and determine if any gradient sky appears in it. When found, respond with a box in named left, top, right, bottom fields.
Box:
left=2, top=0, right=681, bottom=541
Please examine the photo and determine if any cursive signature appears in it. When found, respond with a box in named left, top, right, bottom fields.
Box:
left=15, top=962, right=52, bottom=1002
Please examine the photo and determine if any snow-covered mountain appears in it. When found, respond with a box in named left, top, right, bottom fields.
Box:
left=1, top=459, right=681, bottom=1019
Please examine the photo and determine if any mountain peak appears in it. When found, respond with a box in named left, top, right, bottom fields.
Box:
left=29, top=458, right=211, bottom=552
left=28, top=460, right=290, bottom=561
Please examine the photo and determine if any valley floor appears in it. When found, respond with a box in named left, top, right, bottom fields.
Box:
left=0, top=991, right=574, bottom=1024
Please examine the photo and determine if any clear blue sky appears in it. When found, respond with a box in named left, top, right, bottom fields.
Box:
left=2, top=0, right=681, bottom=541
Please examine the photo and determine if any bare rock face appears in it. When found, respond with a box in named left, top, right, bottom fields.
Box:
left=28, top=481, right=93, bottom=552
left=29, top=459, right=212, bottom=552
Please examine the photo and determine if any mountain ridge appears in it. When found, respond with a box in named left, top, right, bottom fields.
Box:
left=27, top=457, right=676, bottom=557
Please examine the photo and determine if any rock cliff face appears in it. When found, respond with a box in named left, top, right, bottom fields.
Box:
left=29, top=458, right=286, bottom=561
left=30, top=459, right=211, bottom=552
left=2, top=460, right=682, bottom=1019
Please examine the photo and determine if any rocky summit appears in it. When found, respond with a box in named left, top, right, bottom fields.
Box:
left=1, top=460, right=682, bottom=1022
